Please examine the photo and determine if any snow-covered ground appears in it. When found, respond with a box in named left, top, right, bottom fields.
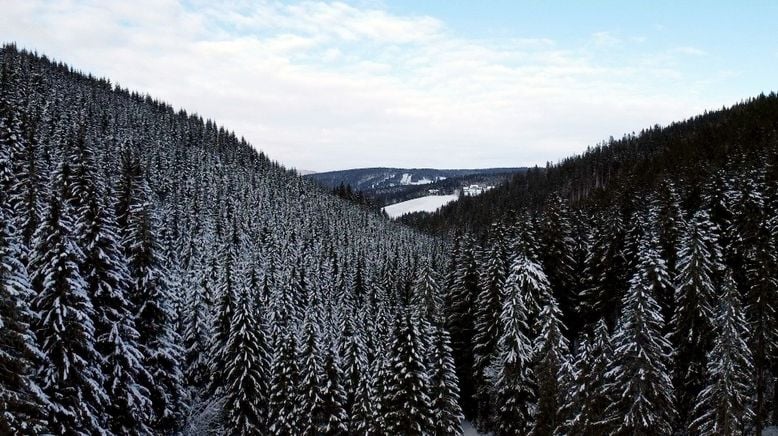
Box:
left=462, top=421, right=489, bottom=435
left=382, top=194, right=458, bottom=218
left=765, top=427, right=778, bottom=436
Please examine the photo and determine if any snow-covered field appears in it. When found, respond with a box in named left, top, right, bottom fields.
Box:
left=382, top=194, right=458, bottom=218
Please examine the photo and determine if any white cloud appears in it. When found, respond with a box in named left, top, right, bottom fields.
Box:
left=671, top=46, right=707, bottom=56
left=591, top=31, right=622, bottom=48
left=0, top=0, right=730, bottom=171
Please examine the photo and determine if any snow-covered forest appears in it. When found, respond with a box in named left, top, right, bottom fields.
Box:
left=2, top=43, right=778, bottom=436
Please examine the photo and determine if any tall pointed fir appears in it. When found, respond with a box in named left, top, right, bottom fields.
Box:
left=30, top=168, right=107, bottom=434
left=670, top=209, right=720, bottom=429
left=603, top=220, right=675, bottom=435
left=689, top=271, right=754, bottom=435
left=116, top=149, right=185, bottom=432
left=472, top=226, right=507, bottom=428
left=222, top=286, right=270, bottom=435
left=0, top=204, right=47, bottom=433
left=65, top=130, right=157, bottom=434
left=320, top=348, right=348, bottom=435
left=182, top=254, right=216, bottom=396
left=269, top=328, right=301, bottom=436
left=656, top=180, right=686, bottom=320
left=383, top=309, right=435, bottom=435
left=531, top=293, right=571, bottom=436
left=297, top=308, right=328, bottom=435
left=208, top=243, right=239, bottom=396
left=560, top=319, right=613, bottom=436
left=488, top=252, right=539, bottom=436
left=735, top=172, right=778, bottom=434
left=0, top=106, right=48, bottom=434
left=445, top=233, right=479, bottom=418
left=582, top=209, right=629, bottom=327
left=0, top=94, right=39, bottom=252
left=350, top=359, right=378, bottom=435
left=537, top=194, right=577, bottom=332
left=339, top=314, right=368, bottom=432
left=429, top=325, right=463, bottom=436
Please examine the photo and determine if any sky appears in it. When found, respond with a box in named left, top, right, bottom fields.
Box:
left=2, top=1, right=777, bottom=172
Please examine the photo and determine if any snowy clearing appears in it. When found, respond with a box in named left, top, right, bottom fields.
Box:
left=382, top=194, right=458, bottom=218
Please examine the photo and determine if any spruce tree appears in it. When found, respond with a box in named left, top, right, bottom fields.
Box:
left=560, top=319, right=613, bottom=436
left=671, top=209, right=720, bottom=429
left=297, top=309, right=328, bottom=435
left=338, top=315, right=367, bottom=432
left=603, top=225, right=675, bottom=435
left=210, top=243, right=238, bottom=394
left=736, top=173, right=778, bottom=434
left=117, top=151, right=185, bottom=432
left=690, top=271, right=754, bottom=436
left=320, top=349, right=348, bottom=435
left=223, top=288, right=269, bottom=435
left=0, top=205, right=48, bottom=434
left=429, top=325, right=463, bottom=436
left=269, top=330, right=301, bottom=436
left=182, top=256, right=215, bottom=395
left=489, top=253, right=538, bottom=436
left=532, top=293, right=570, bottom=436
left=31, top=180, right=107, bottom=434
left=445, top=233, right=479, bottom=418
left=538, top=194, right=577, bottom=331
left=472, top=227, right=507, bottom=428
left=383, top=310, right=435, bottom=436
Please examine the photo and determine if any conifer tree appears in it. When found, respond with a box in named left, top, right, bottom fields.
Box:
left=339, top=315, right=367, bottom=431
left=472, top=227, right=507, bottom=427
left=297, top=309, right=328, bottom=435
left=182, top=257, right=214, bottom=394
left=489, top=253, right=538, bottom=436
left=31, top=177, right=107, bottom=434
left=269, top=330, right=301, bottom=436
left=560, top=319, right=613, bottom=436
left=532, top=293, right=570, bottom=436
left=209, top=244, right=238, bottom=395
left=0, top=205, right=48, bottom=434
left=735, top=173, right=778, bottom=434
left=384, top=310, right=435, bottom=435
left=429, top=325, right=463, bottom=436
left=538, top=194, right=577, bottom=330
left=671, top=209, right=720, bottom=428
left=690, top=271, right=754, bottom=435
left=604, top=225, right=675, bottom=435
left=223, top=288, right=269, bottom=435
left=320, top=349, right=348, bottom=435
left=350, top=368, right=377, bottom=435
left=117, top=151, right=186, bottom=432
left=582, top=210, right=629, bottom=327
left=445, top=233, right=479, bottom=418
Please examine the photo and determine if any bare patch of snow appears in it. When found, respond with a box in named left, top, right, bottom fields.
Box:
left=462, top=421, right=490, bottom=436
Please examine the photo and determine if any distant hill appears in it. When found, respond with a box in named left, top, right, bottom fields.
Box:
left=307, top=167, right=526, bottom=205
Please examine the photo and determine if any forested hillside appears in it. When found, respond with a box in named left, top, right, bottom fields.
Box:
left=0, top=45, right=462, bottom=435
left=402, top=93, right=778, bottom=234
left=424, top=94, right=778, bottom=434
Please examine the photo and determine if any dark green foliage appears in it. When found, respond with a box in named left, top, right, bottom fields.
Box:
left=383, top=310, right=435, bottom=436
